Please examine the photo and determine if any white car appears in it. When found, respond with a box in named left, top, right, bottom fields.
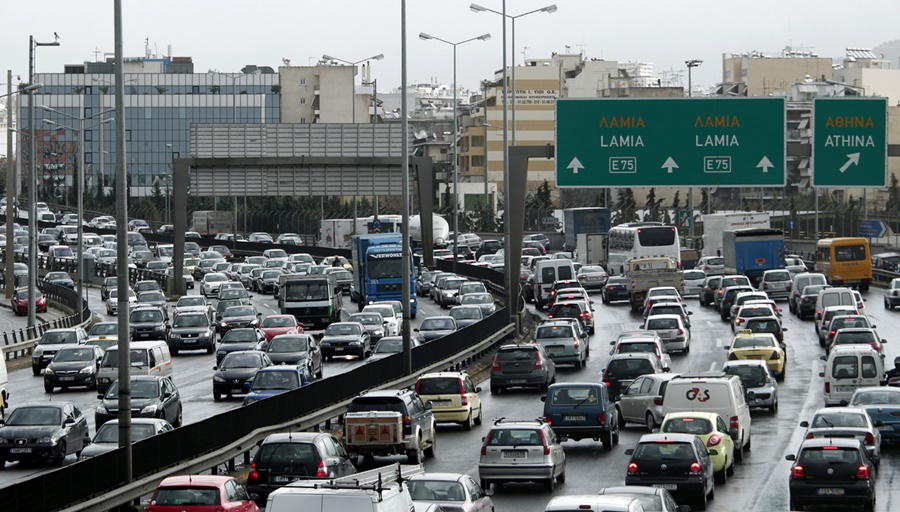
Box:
left=362, top=304, right=400, bottom=336
left=682, top=269, right=706, bottom=297
left=200, top=272, right=229, bottom=298
left=106, top=287, right=137, bottom=315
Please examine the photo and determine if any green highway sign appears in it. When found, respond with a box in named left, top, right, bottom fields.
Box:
left=812, top=97, right=887, bottom=187
left=555, top=98, right=786, bottom=187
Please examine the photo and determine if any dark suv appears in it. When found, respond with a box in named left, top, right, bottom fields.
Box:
left=720, top=286, right=754, bottom=321
left=344, top=389, right=437, bottom=464
left=490, top=344, right=557, bottom=394
left=167, top=311, right=216, bottom=355
left=625, top=433, right=716, bottom=511
left=714, top=275, right=752, bottom=311
left=129, top=306, right=169, bottom=342
left=542, top=382, right=619, bottom=450
left=786, top=437, right=875, bottom=511
left=247, top=432, right=357, bottom=506
left=476, top=240, right=502, bottom=260
left=698, top=275, right=722, bottom=307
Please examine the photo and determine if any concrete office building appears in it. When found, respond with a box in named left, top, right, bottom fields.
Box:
left=719, top=48, right=833, bottom=97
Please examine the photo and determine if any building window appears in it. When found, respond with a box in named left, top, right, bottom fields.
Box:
left=84, top=130, right=92, bottom=142
left=125, top=130, right=131, bottom=142
left=299, top=78, right=306, bottom=85
left=299, top=98, right=306, bottom=105
left=84, top=86, right=92, bottom=95
left=299, top=117, right=307, bottom=124
left=84, top=107, right=93, bottom=119
left=85, top=152, right=92, bottom=164
left=192, top=85, right=200, bottom=94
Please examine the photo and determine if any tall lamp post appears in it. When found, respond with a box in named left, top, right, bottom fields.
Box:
left=685, top=59, right=702, bottom=244
left=41, top=110, right=114, bottom=321
left=27, top=34, right=60, bottom=328
left=470, top=3, right=556, bottom=145
left=320, top=54, right=384, bottom=123
left=419, top=31, right=491, bottom=273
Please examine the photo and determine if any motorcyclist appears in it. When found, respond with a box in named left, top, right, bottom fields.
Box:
left=885, top=356, right=900, bottom=385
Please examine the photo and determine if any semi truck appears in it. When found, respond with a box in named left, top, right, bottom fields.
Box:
left=700, top=212, right=770, bottom=258
left=320, top=215, right=450, bottom=250
left=575, top=233, right=608, bottom=266
left=189, top=210, right=233, bottom=236
left=562, top=207, right=611, bottom=252
left=277, top=274, right=343, bottom=329
left=722, top=228, right=786, bottom=287
left=350, top=233, right=417, bottom=316
left=625, top=256, right=684, bottom=311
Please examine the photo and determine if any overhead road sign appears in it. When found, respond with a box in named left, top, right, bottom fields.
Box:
left=555, top=97, right=786, bottom=187
left=812, top=97, right=887, bottom=188
left=858, top=219, right=889, bottom=238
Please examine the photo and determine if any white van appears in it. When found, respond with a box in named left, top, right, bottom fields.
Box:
left=95, top=340, right=173, bottom=394
left=534, top=259, right=576, bottom=310
left=820, top=345, right=884, bottom=406
left=814, top=287, right=856, bottom=330
left=661, top=374, right=751, bottom=460
left=266, top=463, right=421, bottom=512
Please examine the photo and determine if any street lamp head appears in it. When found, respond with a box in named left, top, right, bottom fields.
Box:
left=685, top=59, right=703, bottom=68
left=470, top=3, right=487, bottom=12
left=322, top=54, right=335, bottom=61
left=477, top=33, right=492, bottom=41
left=542, top=5, right=558, bottom=13
left=371, top=54, right=385, bottom=61
left=419, top=33, right=434, bottom=41
left=22, top=83, right=42, bottom=92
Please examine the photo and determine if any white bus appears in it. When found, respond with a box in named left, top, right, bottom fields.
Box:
left=607, top=222, right=681, bottom=275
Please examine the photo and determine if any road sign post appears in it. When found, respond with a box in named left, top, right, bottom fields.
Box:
left=556, top=97, right=786, bottom=187
left=812, top=98, right=887, bottom=187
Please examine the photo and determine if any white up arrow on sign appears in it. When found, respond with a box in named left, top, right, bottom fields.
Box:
left=661, top=157, right=678, bottom=174
left=839, top=153, right=860, bottom=173
left=756, top=156, right=774, bottom=173
left=567, top=157, right=584, bottom=174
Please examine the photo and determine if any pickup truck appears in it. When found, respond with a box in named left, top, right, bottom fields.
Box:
left=625, top=257, right=684, bottom=311
left=343, top=389, right=436, bottom=464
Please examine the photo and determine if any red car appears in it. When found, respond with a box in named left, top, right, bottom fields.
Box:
left=11, top=287, right=47, bottom=315
left=209, top=244, right=234, bottom=262
left=259, top=314, right=303, bottom=342
left=145, top=474, right=259, bottom=512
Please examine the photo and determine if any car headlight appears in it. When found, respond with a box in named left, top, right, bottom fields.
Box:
left=36, top=436, right=55, bottom=445
left=44, top=367, right=55, bottom=375
left=141, top=404, right=159, bottom=415
left=96, top=405, right=108, bottom=415
left=221, top=322, right=228, bottom=328
left=0, top=438, right=9, bottom=445
left=249, top=319, right=259, bottom=326
left=373, top=330, right=384, bottom=337
left=213, top=375, right=226, bottom=383
left=79, top=365, right=94, bottom=374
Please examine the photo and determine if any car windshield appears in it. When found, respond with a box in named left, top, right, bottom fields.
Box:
left=462, top=294, right=492, bottom=305
left=662, top=417, right=713, bottom=435
left=47, top=272, right=70, bottom=280
left=647, top=318, right=678, bottom=330
left=325, top=324, right=362, bottom=336
left=633, top=442, right=695, bottom=461
left=261, top=316, right=295, bottom=328
left=422, top=318, right=455, bottom=330
left=262, top=271, right=280, bottom=279
left=131, top=310, right=163, bottom=323
left=15, top=290, right=42, bottom=300
left=205, top=274, right=227, bottom=283
left=536, top=325, right=574, bottom=339
left=373, top=339, right=403, bottom=354
left=739, top=307, right=773, bottom=319
left=177, top=297, right=205, bottom=307
left=408, top=480, right=467, bottom=502
left=732, top=336, right=774, bottom=349
left=252, top=371, right=299, bottom=390
left=725, top=365, right=768, bottom=387
left=485, top=428, right=543, bottom=446
left=225, top=306, right=256, bottom=317
left=684, top=271, right=705, bottom=280
left=152, top=488, right=221, bottom=506
left=450, top=308, right=480, bottom=320
left=6, top=407, right=61, bottom=426
left=765, top=271, right=791, bottom=281
left=173, top=315, right=208, bottom=328
left=617, top=341, right=656, bottom=354
left=607, top=358, right=655, bottom=378
left=106, top=380, right=160, bottom=399
left=349, top=314, right=381, bottom=325
left=746, top=319, right=779, bottom=333
left=94, top=423, right=159, bottom=443
left=221, top=329, right=258, bottom=343
left=268, top=336, right=308, bottom=353
left=812, top=413, right=867, bottom=428
left=89, top=323, right=117, bottom=336
left=497, top=349, right=537, bottom=362
left=851, top=390, right=900, bottom=405
left=54, top=347, right=94, bottom=362
left=834, top=331, right=877, bottom=345
left=41, top=331, right=78, bottom=345
left=284, top=282, right=328, bottom=301
left=221, top=353, right=264, bottom=369
left=549, top=386, right=598, bottom=406
left=140, top=292, right=165, bottom=302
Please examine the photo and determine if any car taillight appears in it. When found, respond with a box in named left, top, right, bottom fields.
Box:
left=829, top=330, right=836, bottom=338
left=534, top=357, right=544, bottom=370
left=415, top=381, right=421, bottom=394
left=806, top=432, right=815, bottom=439
left=857, top=465, right=870, bottom=479
left=690, top=462, right=702, bottom=474
left=703, top=265, right=710, bottom=270
left=770, top=351, right=780, bottom=360
left=316, top=460, right=328, bottom=478
left=718, top=289, right=723, bottom=296
left=825, top=382, right=831, bottom=394
left=736, top=318, right=744, bottom=325
left=573, top=338, right=579, bottom=348
left=678, top=329, right=684, bottom=335
left=894, top=290, right=899, bottom=297
left=865, top=433, right=875, bottom=445
left=707, top=434, right=721, bottom=447
left=584, top=312, right=591, bottom=320
left=597, top=413, right=606, bottom=423
left=492, top=355, right=501, bottom=371
left=763, top=283, right=768, bottom=290
left=653, top=396, right=663, bottom=406
left=792, top=465, right=805, bottom=478
left=405, top=416, right=411, bottom=426
left=532, top=339, right=537, bottom=344
left=548, top=314, right=555, bottom=319
left=872, top=341, right=882, bottom=352
left=544, top=414, right=553, bottom=425
left=628, top=462, right=639, bottom=474
left=540, top=430, right=551, bottom=455
left=803, top=297, right=814, bottom=302
left=730, top=416, right=739, bottom=431
left=481, top=439, right=488, bottom=456
left=816, top=309, right=822, bottom=318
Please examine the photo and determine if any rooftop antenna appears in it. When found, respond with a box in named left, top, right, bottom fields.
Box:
left=564, top=44, right=572, bottom=54
left=521, top=46, right=530, bottom=63
left=576, top=43, right=587, bottom=56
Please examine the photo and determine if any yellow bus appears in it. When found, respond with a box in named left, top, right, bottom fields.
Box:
left=814, top=237, right=872, bottom=291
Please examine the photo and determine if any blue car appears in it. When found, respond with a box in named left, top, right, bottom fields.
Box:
left=541, top=382, right=620, bottom=450
left=242, top=366, right=312, bottom=406
left=849, top=386, right=900, bottom=441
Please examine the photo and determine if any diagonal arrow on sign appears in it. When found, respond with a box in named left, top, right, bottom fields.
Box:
left=661, top=156, right=679, bottom=174
left=839, top=153, right=860, bottom=173
left=756, top=156, right=774, bottom=173
left=567, top=157, right=584, bottom=174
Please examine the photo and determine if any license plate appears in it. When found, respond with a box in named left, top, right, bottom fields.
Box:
left=548, top=347, right=564, bottom=354
left=817, top=488, right=845, bottom=496
left=510, top=379, right=526, bottom=384
left=59, top=377, right=75, bottom=381
left=835, top=386, right=856, bottom=393
left=502, top=450, right=526, bottom=459
left=272, top=475, right=291, bottom=483
left=10, top=448, right=31, bottom=454
left=431, top=400, right=450, bottom=407
left=334, top=347, right=344, bottom=352
left=878, top=425, right=894, bottom=431
left=564, top=415, right=585, bottom=421
left=653, top=484, right=677, bottom=491
left=184, top=339, right=196, bottom=343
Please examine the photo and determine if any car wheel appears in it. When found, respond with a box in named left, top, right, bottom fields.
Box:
left=407, top=446, right=421, bottom=464
left=735, top=438, right=744, bottom=463
left=491, top=385, right=501, bottom=395
left=715, top=463, right=728, bottom=484
left=646, top=412, right=657, bottom=432
left=32, top=366, right=41, bottom=377
left=617, top=407, right=626, bottom=428
left=0, top=457, right=6, bottom=469
left=424, top=433, right=436, bottom=458
left=474, top=407, right=483, bottom=426
left=480, top=479, right=491, bottom=491
left=557, top=469, right=566, bottom=484
left=213, top=391, right=221, bottom=401
left=863, top=498, right=875, bottom=512
left=173, top=406, right=183, bottom=428
left=44, top=382, right=53, bottom=394
left=463, top=412, right=474, bottom=431
left=695, top=487, right=708, bottom=511
left=602, top=430, right=613, bottom=451
left=54, top=442, right=67, bottom=467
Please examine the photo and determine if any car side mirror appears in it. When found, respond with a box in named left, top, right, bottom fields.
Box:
left=97, top=393, right=104, bottom=399
left=540, top=396, right=546, bottom=402
left=414, top=328, right=419, bottom=332
left=213, top=366, right=218, bottom=371
left=799, top=421, right=809, bottom=428
left=609, top=341, right=615, bottom=345
left=424, top=401, right=433, bottom=411
left=688, top=311, right=693, bottom=315
left=708, top=449, right=718, bottom=456
left=785, top=454, right=796, bottom=461
left=883, top=339, right=888, bottom=344
left=475, top=387, right=482, bottom=393
left=624, top=448, right=634, bottom=456
left=782, top=327, right=788, bottom=332
left=663, top=367, right=671, bottom=373
left=64, top=417, right=75, bottom=425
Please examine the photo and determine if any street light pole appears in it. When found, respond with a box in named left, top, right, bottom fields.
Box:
left=685, top=59, right=702, bottom=245
left=27, top=34, right=59, bottom=328
left=419, top=32, right=490, bottom=273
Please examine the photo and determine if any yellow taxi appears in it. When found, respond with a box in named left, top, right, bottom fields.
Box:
left=183, top=257, right=201, bottom=275
left=725, top=330, right=786, bottom=380
left=659, top=411, right=736, bottom=484
left=415, top=371, right=483, bottom=430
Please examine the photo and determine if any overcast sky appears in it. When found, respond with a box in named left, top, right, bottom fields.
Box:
left=2, top=1, right=898, bottom=94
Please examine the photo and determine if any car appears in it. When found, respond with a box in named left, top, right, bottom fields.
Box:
left=321, top=255, right=351, bottom=270
left=722, top=359, right=779, bottom=412
left=87, top=321, right=118, bottom=339
left=697, top=255, right=725, bottom=275
left=448, top=305, right=483, bottom=329
left=167, top=311, right=217, bottom=355
left=478, top=417, right=565, bottom=491
left=346, top=312, right=387, bottom=348
left=784, top=256, right=808, bottom=276
left=407, top=473, right=494, bottom=512
left=207, top=244, right=234, bottom=262
left=490, top=343, right=557, bottom=394
left=11, top=287, right=47, bottom=315
left=714, top=275, right=752, bottom=311
left=344, top=388, right=436, bottom=464
left=415, top=316, right=459, bottom=344
left=731, top=303, right=779, bottom=333
left=43, top=344, right=104, bottom=393
left=0, top=402, right=90, bottom=467
left=436, top=277, right=467, bottom=309
left=217, top=305, right=261, bottom=335
left=95, top=375, right=182, bottom=428
left=625, top=433, right=716, bottom=511
left=460, top=292, right=496, bottom=317
left=215, top=327, right=267, bottom=364
left=166, top=266, right=195, bottom=289
left=218, top=286, right=253, bottom=305
left=242, top=365, right=313, bottom=406
left=42, top=271, right=75, bottom=290
left=172, top=295, right=214, bottom=321
left=137, top=290, right=168, bottom=318
left=145, top=260, right=169, bottom=275
left=643, top=286, right=683, bottom=308
left=533, top=320, right=589, bottom=368
left=201, top=272, right=229, bottom=298
left=729, top=290, right=770, bottom=318
left=212, top=350, right=273, bottom=401
left=133, top=279, right=161, bottom=294
left=415, top=371, right=483, bottom=430
left=800, top=407, right=881, bottom=465
left=824, top=315, right=877, bottom=352
left=575, top=265, right=608, bottom=291
left=127, top=219, right=150, bottom=231
left=362, top=304, right=400, bottom=336
left=602, top=352, right=667, bottom=401
left=719, top=285, right=754, bottom=320
left=616, top=373, right=680, bottom=432
left=319, top=322, right=370, bottom=360
left=797, top=284, right=829, bottom=320
left=246, top=432, right=356, bottom=505
left=148, top=474, right=259, bottom=512
left=542, top=382, right=619, bottom=449
left=523, top=274, right=536, bottom=302
left=659, top=411, right=736, bottom=484
left=259, top=314, right=303, bottom=342
left=742, top=316, right=787, bottom=345
left=601, top=276, right=629, bottom=304
left=265, top=334, right=323, bottom=378
left=416, top=270, right=439, bottom=297
left=106, top=287, right=138, bottom=315
left=682, top=269, right=706, bottom=297
left=758, top=269, right=792, bottom=300
left=645, top=301, right=693, bottom=329
left=884, top=278, right=900, bottom=310
left=329, top=268, right=353, bottom=295
left=522, top=240, right=547, bottom=255
left=790, top=272, right=829, bottom=315
left=548, top=300, right=594, bottom=335
left=129, top=306, right=169, bottom=342
left=81, top=418, right=174, bottom=459
left=848, top=386, right=900, bottom=444
left=597, top=486, right=690, bottom=512
left=818, top=305, right=860, bottom=345
left=367, top=336, right=420, bottom=363
left=31, top=327, right=89, bottom=376
left=853, top=290, right=867, bottom=315
left=549, top=288, right=592, bottom=311
left=785, top=437, right=875, bottom=512
left=610, top=330, right=672, bottom=371
left=253, top=269, right=282, bottom=294
left=643, top=314, right=691, bottom=353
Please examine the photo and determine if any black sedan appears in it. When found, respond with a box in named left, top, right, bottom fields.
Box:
left=265, top=334, right=323, bottom=379
left=42, top=271, right=75, bottom=290
left=0, top=402, right=91, bottom=467
left=214, top=299, right=244, bottom=322
left=218, top=288, right=253, bottom=306
left=215, top=327, right=267, bottom=365
left=95, top=376, right=182, bottom=429
left=212, top=350, right=273, bottom=401
left=601, top=276, right=629, bottom=304
left=319, top=322, right=370, bottom=360
left=346, top=312, right=387, bottom=348
left=167, top=311, right=216, bottom=355
left=786, top=437, right=875, bottom=511
left=415, top=316, right=458, bottom=343
left=254, top=270, right=282, bottom=295
left=218, top=305, right=261, bottom=335
left=44, top=344, right=104, bottom=393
